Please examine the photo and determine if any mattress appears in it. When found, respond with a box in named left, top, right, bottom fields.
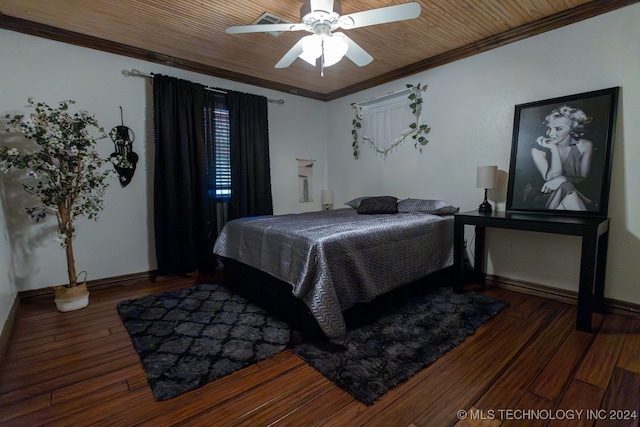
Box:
left=213, top=208, right=454, bottom=338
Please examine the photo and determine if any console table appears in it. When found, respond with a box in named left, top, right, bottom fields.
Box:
left=453, top=210, right=610, bottom=332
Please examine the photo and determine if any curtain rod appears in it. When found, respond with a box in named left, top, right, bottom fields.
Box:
left=351, top=86, right=415, bottom=108
left=121, top=69, right=285, bottom=105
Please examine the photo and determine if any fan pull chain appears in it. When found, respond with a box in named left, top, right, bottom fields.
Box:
left=321, top=38, right=325, bottom=77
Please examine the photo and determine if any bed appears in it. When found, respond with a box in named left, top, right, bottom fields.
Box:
left=213, top=200, right=456, bottom=339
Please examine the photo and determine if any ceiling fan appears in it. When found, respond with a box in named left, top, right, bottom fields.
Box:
left=226, top=0, right=421, bottom=71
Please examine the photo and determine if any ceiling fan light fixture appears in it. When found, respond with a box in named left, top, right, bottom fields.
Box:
left=300, top=34, right=322, bottom=65
left=298, top=33, right=347, bottom=67
left=322, top=34, right=348, bottom=67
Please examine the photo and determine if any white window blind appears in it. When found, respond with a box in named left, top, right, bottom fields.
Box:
left=213, top=108, right=231, bottom=198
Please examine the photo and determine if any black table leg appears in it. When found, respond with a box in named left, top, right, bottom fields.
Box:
left=473, top=225, right=486, bottom=284
left=593, top=231, right=609, bottom=314
left=453, top=218, right=465, bottom=293
left=577, top=228, right=598, bottom=331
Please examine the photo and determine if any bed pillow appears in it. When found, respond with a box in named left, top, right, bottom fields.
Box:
left=357, top=196, right=399, bottom=214
left=345, top=196, right=396, bottom=209
left=397, top=198, right=459, bottom=215
left=345, top=196, right=374, bottom=209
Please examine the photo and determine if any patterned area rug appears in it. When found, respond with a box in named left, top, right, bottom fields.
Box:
left=294, top=286, right=509, bottom=405
left=117, top=283, right=295, bottom=400
left=118, top=283, right=507, bottom=404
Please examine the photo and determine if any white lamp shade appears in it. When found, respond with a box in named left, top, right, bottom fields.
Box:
left=300, top=35, right=322, bottom=65
left=476, top=166, right=498, bottom=189
left=322, top=34, right=348, bottom=67
left=298, top=34, right=348, bottom=67
left=321, top=189, right=334, bottom=205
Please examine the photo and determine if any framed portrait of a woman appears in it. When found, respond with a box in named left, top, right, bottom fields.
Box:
left=506, top=87, right=619, bottom=217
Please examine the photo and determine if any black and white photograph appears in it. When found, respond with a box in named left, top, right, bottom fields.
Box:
left=506, top=87, right=619, bottom=216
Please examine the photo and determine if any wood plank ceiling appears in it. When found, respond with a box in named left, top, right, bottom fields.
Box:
left=0, top=0, right=637, bottom=101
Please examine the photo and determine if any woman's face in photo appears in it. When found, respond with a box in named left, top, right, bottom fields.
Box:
left=545, top=116, right=572, bottom=143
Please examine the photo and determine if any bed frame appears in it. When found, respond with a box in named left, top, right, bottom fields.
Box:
left=221, top=257, right=454, bottom=340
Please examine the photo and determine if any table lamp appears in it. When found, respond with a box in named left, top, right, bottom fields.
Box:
left=476, top=166, right=497, bottom=213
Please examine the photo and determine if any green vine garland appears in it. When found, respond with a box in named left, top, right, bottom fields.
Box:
left=351, top=118, right=361, bottom=158
left=407, top=83, right=430, bottom=151
left=352, top=83, right=430, bottom=159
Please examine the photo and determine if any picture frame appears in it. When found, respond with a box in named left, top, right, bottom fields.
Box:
left=506, top=87, right=619, bottom=217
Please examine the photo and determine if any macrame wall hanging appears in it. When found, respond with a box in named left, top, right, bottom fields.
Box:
left=297, top=158, right=315, bottom=202
left=109, top=107, right=138, bottom=187
left=351, top=83, right=430, bottom=159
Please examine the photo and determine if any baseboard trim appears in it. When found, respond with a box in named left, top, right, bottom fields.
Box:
left=486, top=274, right=640, bottom=317
left=0, top=295, right=19, bottom=366
left=13, top=270, right=640, bottom=316
left=18, top=270, right=157, bottom=303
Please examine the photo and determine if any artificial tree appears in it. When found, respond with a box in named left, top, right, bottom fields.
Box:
left=0, top=98, right=116, bottom=292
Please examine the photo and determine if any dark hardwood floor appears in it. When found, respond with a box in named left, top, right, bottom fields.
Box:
left=0, top=273, right=639, bottom=426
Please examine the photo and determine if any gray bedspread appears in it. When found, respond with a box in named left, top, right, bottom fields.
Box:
left=213, top=208, right=453, bottom=338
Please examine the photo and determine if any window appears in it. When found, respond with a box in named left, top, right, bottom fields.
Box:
left=205, top=99, right=231, bottom=200
left=212, top=108, right=231, bottom=198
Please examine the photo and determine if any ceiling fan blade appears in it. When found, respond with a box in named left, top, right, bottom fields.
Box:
left=274, top=38, right=306, bottom=68
left=340, top=33, right=373, bottom=67
left=338, top=2, right=421, bottom=30
left=226, top=23, right=305, bottom=34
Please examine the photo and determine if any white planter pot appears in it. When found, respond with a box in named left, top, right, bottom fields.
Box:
left=53, top=282, right=90, bottom=312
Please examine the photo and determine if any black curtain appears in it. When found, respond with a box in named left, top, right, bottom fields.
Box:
left=153, top=75, right=215, bottom=275
left=152, top=77, right=273, bottom=274
left=227, top=91, right=273, bottom=219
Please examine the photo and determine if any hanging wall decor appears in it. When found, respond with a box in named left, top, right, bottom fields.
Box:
left=297, top=158, right=315, bottom=203
left=352, top=83, right=430, bottom=159
left=109, top=107, right=138, bottom=187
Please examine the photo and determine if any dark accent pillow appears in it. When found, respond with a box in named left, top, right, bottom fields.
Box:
left=345, top=196, right=374, bottom=209
left=357, top=196, right=399, bottom=214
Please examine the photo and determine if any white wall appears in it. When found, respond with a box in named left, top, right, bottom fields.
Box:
left=0, top=188, right=13, bottom=331
left=326, top=4, right=640, bottom=305
left=0, top=28, right=327, bottom=309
